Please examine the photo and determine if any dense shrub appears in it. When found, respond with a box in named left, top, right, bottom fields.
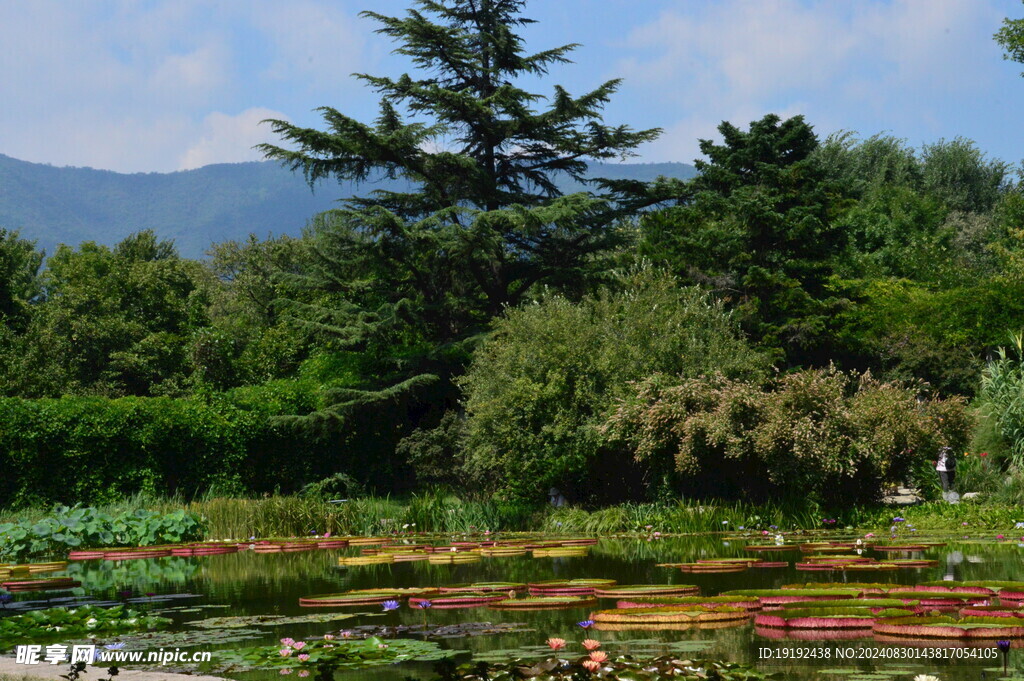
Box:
left=460, top=268, right=768, bottom=502
left=0, top=380, right=339, bottom=508
left=602, top=367, right=971, bottom=506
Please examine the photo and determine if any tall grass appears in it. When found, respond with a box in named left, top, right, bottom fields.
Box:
left=543, top=499, right=821, bottom=534
left=9, top=492, right=1024, bottom=539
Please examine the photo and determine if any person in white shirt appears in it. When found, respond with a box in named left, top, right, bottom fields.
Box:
left=935, top=445, right=957, bottom=493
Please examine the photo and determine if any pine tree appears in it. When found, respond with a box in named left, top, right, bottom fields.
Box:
left=259, top=0, right=660, bottom=431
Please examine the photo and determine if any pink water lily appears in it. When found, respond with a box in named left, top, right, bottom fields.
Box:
left=279, top=649, right=293, bottom=657
left=291, top=641, right=306, bottom=651
left=297, top=654, right=309, bottom=662
left=582, top=660, right=600, bottom=672
left=547, top=637, right=566, bottom=650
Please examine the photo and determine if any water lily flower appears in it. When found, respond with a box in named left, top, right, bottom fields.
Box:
left=998, top=535, right=1006, bottom=540
left=382, top=600, right=401, bottom=611
left=578, top=620, right=594, bottom=629
left=653, top=531, right=661, bottom=538
left=769, top=525, right=778, bottom=530
left=582, top=639, right=601, bottom=650
left=722, top=520, right=729, bottom=525
left=297, top=654, right=310, bottom=662
left=762, top=530, right=769, bottom=535
left=279, top=669, right=292, bottom=675
left=281, top=638, right=295, bottom=646
left=864, top=533, right=875, bottom=538
left=279, top=649, right=293, bottom=658
left=298, top=671, right=309, bottom=678
left=418, top=600, right=433, bottom=609
left=323, top=532, right=331, bottom=538
left=738, top=526, right=745, bottom=530
left=913, top=675, right=938, bottom=681
left=645, top=525, right=653, bottom=530
left=103, top=643, right=125, bottom=651
left=340, top=631, right=352, bottom=639
left=963, top=522, right=969, bottom=526
left=546, top=637, right=566, bottom=650
left=999, top=640, right=1012, bottom=653
left=377, top=644, right=388, bottom=650
left=582, top=660, right=600, bottom=672
left=589, top=651, right=608, bottom=663
left=323, top=635, right=335, bottom=641
left=292, top=642, right=305, bottom=650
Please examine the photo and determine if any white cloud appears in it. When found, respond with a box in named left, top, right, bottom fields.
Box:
left=0, top=0, right=371, bottom=171
left=616, top=0, right=1008, bottom=161
left=177, top=108, right=291, bottom=170
left=248, top=0, right=371, bottom=90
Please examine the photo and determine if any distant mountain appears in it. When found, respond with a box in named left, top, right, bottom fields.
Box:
left=0, top=154, right=696, bottom=258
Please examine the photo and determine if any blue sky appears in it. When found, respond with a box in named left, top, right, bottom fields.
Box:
left=1, top=0, right=1022, bottom=174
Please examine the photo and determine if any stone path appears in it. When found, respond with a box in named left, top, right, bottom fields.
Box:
left=881, top=486, right=923, bottom=505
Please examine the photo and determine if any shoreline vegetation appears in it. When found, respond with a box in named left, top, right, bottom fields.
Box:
left=4, top=494, right=1024, bottom=549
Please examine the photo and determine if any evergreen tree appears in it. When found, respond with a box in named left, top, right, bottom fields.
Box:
left=639, top=114, right=847, bottom=362
left=259, top=0, right=660, bottom=431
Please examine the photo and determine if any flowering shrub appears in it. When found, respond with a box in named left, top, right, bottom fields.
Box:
left=460, top=268, right=767, bottom=502
left=602, top=367, right=970, bottom=505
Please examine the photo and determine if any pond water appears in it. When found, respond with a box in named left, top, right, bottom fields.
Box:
left=8, top=534, right=1024, bottom=681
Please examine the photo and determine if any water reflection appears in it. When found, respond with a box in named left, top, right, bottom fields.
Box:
left=7, top=537, right=1024, bottom=680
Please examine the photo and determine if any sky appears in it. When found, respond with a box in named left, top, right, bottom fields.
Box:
left=1, top=0, right=1022, bottom=174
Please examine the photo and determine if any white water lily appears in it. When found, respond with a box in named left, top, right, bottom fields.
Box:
left=86, top=618, right=98, bottom=628
left=914, top=675, right=939, bottom=681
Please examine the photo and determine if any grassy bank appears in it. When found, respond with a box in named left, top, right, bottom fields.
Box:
left=5, top=493, right=1024, bottom=541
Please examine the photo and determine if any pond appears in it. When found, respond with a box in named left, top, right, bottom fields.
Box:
left=5, top=533, right=1024, bottom=681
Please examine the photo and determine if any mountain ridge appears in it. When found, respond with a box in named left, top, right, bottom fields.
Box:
left=0, top=154, right=696, bottom=258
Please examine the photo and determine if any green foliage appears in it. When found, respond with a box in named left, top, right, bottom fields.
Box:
left=460, top=267, right=766, bottom=502
left=0, top=381, right=342, bottom=509
left=0, top=505, right=204, bottom=562
left=603, top=367, right=971, bottom=505
left=418, top=656, right=780, bottom=681
left=0, top=231, right=207, bottom=398
left=828, top=276, right=1024, bottom=395
left=219, top=635, right=456, bottom=671
left=544, top=499, right=819, bottom=534
left=258, top=0, right=660, bottom=437
left=640, top=114, right=847, bottom=361
left=0, top=228, right=42, bottom=327
left=979, top=332, right=1024, bottom=468
left=996, top=4, right=1024, bottom=74
left=0, top=605, right=171, bottom=644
